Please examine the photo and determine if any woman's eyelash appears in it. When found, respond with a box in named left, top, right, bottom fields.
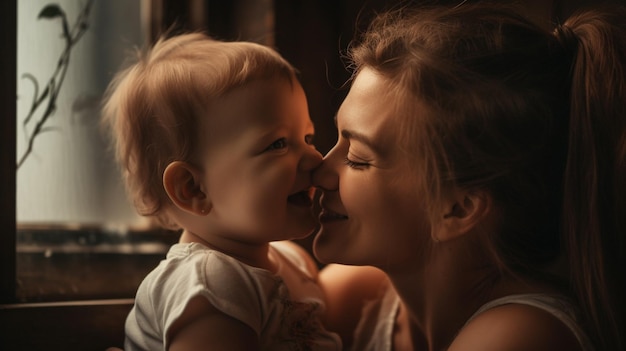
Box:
left=344, top=157, right=370, bottom=169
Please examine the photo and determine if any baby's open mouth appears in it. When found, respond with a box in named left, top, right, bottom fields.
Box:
left=319, top=208, right=348, bottom=222
left=288, top=190, right=313, bottom=207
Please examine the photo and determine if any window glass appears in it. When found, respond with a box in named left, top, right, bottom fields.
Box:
left=15, top=0, right=171, bottom=302
left=16, top=0, right=142, bottom=226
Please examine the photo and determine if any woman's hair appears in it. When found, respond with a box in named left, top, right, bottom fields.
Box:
left=348, top=2, right=625, bottom=349
left=102, top=32, right=297, bottom=229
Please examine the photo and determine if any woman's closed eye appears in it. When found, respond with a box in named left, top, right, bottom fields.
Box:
left=344, top=156, right=370, bottom=169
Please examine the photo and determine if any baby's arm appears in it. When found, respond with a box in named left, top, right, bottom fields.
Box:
left=168, top=296, right=258, bottom=351
left=318, top=264, right=388, bottom=347
left=271, top=241, right=388, bottom=347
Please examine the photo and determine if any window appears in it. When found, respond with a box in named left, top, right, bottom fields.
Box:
left=14, top=0, right=170, bottom=303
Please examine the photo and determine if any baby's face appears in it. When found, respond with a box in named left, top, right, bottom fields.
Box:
left=195, top=77, right=322, bottom=244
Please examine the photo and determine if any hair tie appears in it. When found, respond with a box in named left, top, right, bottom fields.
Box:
left=554, top=24, right=579, bottom=53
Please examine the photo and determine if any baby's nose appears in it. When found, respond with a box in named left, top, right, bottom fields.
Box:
left=300, top=146, right=323, bottom=171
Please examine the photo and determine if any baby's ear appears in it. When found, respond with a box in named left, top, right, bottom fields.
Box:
left=432, top=189, right=491, bottom=242
left=162, top=161, right=211, bottom=216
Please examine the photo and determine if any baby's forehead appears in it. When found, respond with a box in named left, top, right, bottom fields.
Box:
left=200, top=76, right=305, bottom=127
left=211, top=75, right=297, bottom=106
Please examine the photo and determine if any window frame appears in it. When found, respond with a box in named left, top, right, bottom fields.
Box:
left=0, top=0, right=17, bottom=305
left=0, top=2, right=152, bottom=348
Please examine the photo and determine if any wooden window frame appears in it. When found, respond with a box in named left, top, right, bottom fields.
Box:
left=1, top=0, right=17, bottom=305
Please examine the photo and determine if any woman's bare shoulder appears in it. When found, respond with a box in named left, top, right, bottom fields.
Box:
left=448, top=303, right=582, bottom=351
left=318, top=264, right=389, bottom=346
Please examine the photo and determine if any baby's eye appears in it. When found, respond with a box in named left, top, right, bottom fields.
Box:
left=344, top=157, right=370, bottom=169
left=266, top=138, right=287, bottom=151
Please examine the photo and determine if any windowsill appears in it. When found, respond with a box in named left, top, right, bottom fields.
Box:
left=16, top=225, right=179, bottom=303
left=0, top=297, right=134, bottom=350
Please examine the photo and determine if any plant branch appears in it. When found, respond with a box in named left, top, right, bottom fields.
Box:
left=17, top=0, right=94, bottom=170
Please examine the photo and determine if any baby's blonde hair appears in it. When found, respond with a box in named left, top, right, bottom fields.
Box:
left=102, top=32, right=297, bottom=229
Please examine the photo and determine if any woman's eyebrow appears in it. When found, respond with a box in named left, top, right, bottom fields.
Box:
left=340, top=129, right=382, bottom=155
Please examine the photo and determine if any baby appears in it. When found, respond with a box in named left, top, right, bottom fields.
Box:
left=102, top=32, right=340, bottom=351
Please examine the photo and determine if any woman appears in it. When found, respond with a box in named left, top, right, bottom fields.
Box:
left=313, top=2, right=626, bottom=350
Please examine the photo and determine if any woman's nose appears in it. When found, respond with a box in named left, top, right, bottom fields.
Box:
left=312, top=145, right=339, bottom=191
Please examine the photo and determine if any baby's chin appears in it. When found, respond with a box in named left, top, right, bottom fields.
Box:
left=290, top=224, right=318, bottom=241
left=282, top=208, right=318, bottom=236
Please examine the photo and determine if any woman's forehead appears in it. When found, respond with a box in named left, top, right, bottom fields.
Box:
left=342, top=69, right=427, bottom=141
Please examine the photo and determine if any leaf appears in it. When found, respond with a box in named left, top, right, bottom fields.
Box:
left=38, top=4, right=64, bottom=19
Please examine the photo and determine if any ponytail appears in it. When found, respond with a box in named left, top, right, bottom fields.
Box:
left=558, top=6, right=626, bottom=350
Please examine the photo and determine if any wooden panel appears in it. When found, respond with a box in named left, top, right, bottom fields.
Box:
left=0, top=299, right=133, bottom=351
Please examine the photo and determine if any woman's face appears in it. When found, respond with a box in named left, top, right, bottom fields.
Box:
left=312, top=68, right=432, bottom=269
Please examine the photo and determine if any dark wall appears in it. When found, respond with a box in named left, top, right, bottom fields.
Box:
left=272, top=0, right=624, bottom=154
left=274, top=0, right=396, bottom=154
left=152, top=0, right=613, bottom=154
left=153, top=0, right=431, bottom=154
